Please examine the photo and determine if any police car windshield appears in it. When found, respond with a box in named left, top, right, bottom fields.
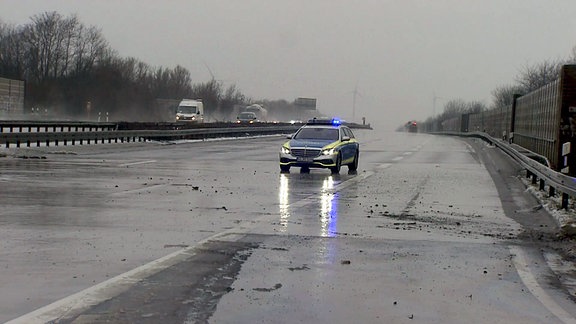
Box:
left=294, top=127, right=339, bottom=140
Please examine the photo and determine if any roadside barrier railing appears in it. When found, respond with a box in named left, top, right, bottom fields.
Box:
left=0, top=121, right=302, bottom=149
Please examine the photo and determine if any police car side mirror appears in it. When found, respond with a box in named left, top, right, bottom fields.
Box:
left=286, top=134, right=293, bottom=139
left=342, top=136, right=351, bottom=142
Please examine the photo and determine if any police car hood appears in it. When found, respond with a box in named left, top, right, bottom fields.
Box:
left=289, top=139, right=335, bottom=149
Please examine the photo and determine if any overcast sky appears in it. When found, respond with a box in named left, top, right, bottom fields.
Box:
left=2, top=0, right=576, bottom=129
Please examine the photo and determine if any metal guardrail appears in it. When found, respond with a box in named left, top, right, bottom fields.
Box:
left=0, top=123, right=302, bottom=148
left=0, top=121, right=118, bottom=132
left=439, top=131, right=576, bottom=209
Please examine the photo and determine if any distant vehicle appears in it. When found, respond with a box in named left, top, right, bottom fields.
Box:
left=176, top=99, right=204, bottom=122
left=406, top=121, right=418, bottom=133
left=243, top=104, right=268, bottom=122
left=279, top=118, right=359, bottom=174
left=236, top=111, right=258, bottom=123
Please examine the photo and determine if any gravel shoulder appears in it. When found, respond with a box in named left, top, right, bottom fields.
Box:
left=468, top=138, right=576, bottom=262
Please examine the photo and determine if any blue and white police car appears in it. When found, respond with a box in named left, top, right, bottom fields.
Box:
left=279, top=118, right=359, bottom=174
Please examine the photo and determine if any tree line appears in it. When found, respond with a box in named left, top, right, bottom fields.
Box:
left=418, top=49, right=576, bottom=131
left=0, top=11, right=262, bottom=121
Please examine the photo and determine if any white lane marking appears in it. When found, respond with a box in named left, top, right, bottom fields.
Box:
left=118, top=160, right=156, bottom=167
left=7, top=227, right=244, bottom=324
left=509, top=246, right=576, bottom=324
left=392, top=156, right=404, bottom=161
left=9, top=171, right=377, bottom=323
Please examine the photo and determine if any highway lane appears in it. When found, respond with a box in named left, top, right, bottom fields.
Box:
left=1, top=131, right=575, bottom=323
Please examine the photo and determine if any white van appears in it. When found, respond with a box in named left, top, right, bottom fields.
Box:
left=176, top=99, right=204, bottom=122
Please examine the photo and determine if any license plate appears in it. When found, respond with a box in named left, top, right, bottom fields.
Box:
left=297, top=157, right=314, bottom=162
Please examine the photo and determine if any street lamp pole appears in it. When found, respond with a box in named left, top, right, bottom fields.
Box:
left=433, top=92, right=445, bottom=116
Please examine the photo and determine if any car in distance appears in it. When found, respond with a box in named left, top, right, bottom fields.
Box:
left=279, top=118, right=359, bottom=174
left=236, top=111, right=259, bottom=124
left=405, top=120, right=418, bottom=133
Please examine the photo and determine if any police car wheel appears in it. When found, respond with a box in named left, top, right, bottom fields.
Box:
left=348, top=150, right=359, bottom=171
left=280, top=165, right=290, bottom=173
left=300, top=167, right=310, bottom=173
left=331, top=154, right=341, bottom=174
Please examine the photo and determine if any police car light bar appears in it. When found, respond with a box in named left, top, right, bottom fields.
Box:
left=307, top=118, right=342, bottom=126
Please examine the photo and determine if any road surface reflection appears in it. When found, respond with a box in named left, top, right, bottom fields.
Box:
left=278, top=173, right=339, bottom=237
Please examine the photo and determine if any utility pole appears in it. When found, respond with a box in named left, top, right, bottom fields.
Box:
left=433, top=92, right=444, bottom=116
left=352, top=84, right=361, bottom=122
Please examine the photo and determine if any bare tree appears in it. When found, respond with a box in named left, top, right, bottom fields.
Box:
left=1, top=11, right=255, bottom=121
left=439, top=99, right=467, bottom=121
left=169, top=65, right=192, bottom=95
left=0, top=23, right=27, bottom=79
left=515, top=60, right=564, bottom=93
left=219, top=84, right=246, bottom=116
left=14, top=12, right=108, bottom=82
left=491, top=84, right=524, bottom=109
left=466, top=100, right=486, bottom=114
left=72, top=24, right=108, bottom=76
left=192, top=79, right=222, bottom=116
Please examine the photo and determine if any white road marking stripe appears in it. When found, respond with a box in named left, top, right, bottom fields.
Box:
left=118, top=160, right=156, bottom=167
left=509, top=246, right=576, bottom=324
left=7, top=229, right=243, bottom=324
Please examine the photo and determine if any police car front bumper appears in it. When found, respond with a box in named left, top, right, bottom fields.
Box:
left=279, top=151, right=337, bottom=168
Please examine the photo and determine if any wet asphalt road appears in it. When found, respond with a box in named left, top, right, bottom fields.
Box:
left=1, top=130, right=576, bottom=323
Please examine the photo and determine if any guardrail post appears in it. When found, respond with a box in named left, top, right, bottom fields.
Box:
left=527, top=170, right=532, bottom=178
left=562, top=193, right=569, bottom=209
left=531, top=173, right=537, bottom=185
left=539, top=179, right=545, bottom=191
left=549, top=186, right=556, bottom=197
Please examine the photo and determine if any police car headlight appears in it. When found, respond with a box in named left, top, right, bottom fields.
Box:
left=322, top=148, right=336, bottom=155
left=281, top=146, right=290, bottom=154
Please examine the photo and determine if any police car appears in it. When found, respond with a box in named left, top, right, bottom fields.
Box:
left=279, top=118, right=359, bottom=174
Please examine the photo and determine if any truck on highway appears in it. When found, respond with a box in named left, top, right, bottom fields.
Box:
left=176, top=99, right=204, bottom=122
